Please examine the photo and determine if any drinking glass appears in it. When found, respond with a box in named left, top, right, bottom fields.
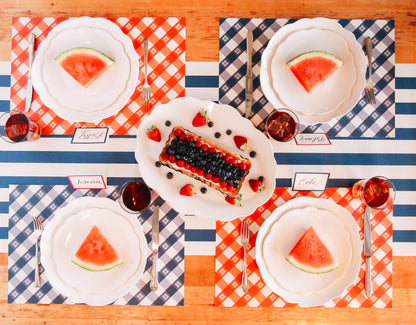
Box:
left=118, top=181, right=152, bottom=213
left=352, top=176, right=396, bottom=209
left=0, top=110, right=41, bottom=143
left=266, top=108, right=299, bottom=142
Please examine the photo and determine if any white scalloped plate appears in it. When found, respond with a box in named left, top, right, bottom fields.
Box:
left=134, top=97, right=277, bottom=221
left=32, top=17, right=139, bottom=122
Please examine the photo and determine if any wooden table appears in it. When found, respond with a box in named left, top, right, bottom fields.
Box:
left=1, top=1, right=416, bottom=323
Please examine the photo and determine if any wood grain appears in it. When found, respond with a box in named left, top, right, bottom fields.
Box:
left=1, top=0, right=416, bottom=323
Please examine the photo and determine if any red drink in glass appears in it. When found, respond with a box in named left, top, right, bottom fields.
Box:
left=1, top=110, right=41, bottom=142
left=352, top=176, right=395, bottom=209
left=266, top=109, right=299, bottom=142
left=119, top=181, right=152, bottom=213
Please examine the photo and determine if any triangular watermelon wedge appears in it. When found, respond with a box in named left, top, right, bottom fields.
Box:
left=55, top=47, right=114, bottom=88
left=286, top=226, right=339, bottom=274
left=287, top=51, right=343, bottom=93
left=72, top=225, right=123, bottom=271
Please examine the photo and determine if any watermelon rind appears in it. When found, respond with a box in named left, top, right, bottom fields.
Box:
left=54, top=47, right=114, bottom=65
left=286, top=51, right=343, bottom=68
left=286, top=255, right=339, bottom=274
left=71, top=255, right=123, bottom=272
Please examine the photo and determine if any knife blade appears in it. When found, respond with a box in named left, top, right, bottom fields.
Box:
left=150, top=206, right=160, bottom=291
left=363, top=205, right=372, bottom=297
left=25, top=33, right=36, bottom=112
left=244, top=30, right=253, bottom=118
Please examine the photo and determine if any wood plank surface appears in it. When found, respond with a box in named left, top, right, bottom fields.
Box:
left=1, top=0, right=416, bottom=323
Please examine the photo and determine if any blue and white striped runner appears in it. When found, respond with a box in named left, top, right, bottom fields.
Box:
left=1, top=61, right=415, bottom=256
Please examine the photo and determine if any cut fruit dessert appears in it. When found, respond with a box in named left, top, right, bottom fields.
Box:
left=159, top=126, right=251, bottom=197
left=286, top=226, right=339, bottom=274
left=287, top=51, right=343, bottom=93
left=72, top=225, right=123, bottom=271
left=55, top=47, right=114, bottom=88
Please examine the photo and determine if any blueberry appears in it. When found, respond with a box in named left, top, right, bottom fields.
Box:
left=208, top=121, right=214, bottom=127
left=226, top=129, right=232, bottom=135
left=155, top=161, right=162, bottom=167
left=250, top=151, right=257, bottom=158
left=200, top=187, right=207, bottom=194
left=166, top=172, right=174, bottom=179
left=215, top=132, right=221, bottom=138
left=165, top=120, right=171, bottom=127
left=258, top=176, right=265, bottom=182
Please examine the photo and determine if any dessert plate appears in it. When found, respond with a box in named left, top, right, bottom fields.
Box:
left=256, top=197, right=361, bottom=306
left=32, top=17, right=139, bottom=122
left=260, top=18, right=366, bottom=125
left=40, top=197, right=147, bottom=306
left=135, top=97, right=277, bottom=221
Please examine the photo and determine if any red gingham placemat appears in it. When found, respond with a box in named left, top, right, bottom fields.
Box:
left=11, top=17, right=186, bottom=135
left=215, top=187, right=393, bottom=308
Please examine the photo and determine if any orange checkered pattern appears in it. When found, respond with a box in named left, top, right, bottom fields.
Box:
left=11, top=17, right=186, bottom=135
left=215, top=187, right=393, bottom=308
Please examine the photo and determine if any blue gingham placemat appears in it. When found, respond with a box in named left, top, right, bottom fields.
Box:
left=219, top=18, right=395, bottom=138
left=7, top=185, right=185, bottom=305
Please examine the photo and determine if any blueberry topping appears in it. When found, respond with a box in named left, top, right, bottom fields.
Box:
left=155, top=161, right=162, bottom=167
left=208, top=121, right=214, bottom=127
left=250, top=151, right=257, bottom=158
left=166, top=172, right=174, bottom=179
left=258, top=176, right=265, bottom=182
left=215, top=132, right=221, bottom=138
left=200, top=187, right=207, bottom=194
left=226, top=129, right=232, bottom=135
left=165, top=120, right=171, bottom=127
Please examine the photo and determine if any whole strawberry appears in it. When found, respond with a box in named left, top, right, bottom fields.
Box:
left=180, top=184, right=195, bottom=196
left=249, top=177, right=265, bottom=193
left=225, top=194, right=242, bottom=206
left=234, top=135, right=248, bottom=151
left=146, top=125, right=161, bottom=142
left=192, top=110, right=209, bottom=127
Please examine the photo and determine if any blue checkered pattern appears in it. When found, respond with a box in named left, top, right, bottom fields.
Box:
left=219, top=18, right=395, bottom=138
left=8, top=185, right=184, bottom=305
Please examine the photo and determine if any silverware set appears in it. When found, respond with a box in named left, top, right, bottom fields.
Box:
left=33, top=216, right=44, bottom=287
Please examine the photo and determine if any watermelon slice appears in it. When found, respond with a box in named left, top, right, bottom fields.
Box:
left=287, top=51, right=343, bottom=93
left=72, top=225, right=123, bottom=271
left=55, top=47, right=114, bottom=88
left=286, top=226, right=339, bottom=274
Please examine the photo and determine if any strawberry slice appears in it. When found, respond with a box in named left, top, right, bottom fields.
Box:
left=225, top=194, right=242, bottom=206
left=146, top=125, right=161, bottom=142
left=249, top=178, right=265, bottom=193
left=234, top=135, right=248, bottom=150
left=179, top=184, right=195, bottom=196
left=192, top=110, right=209, bottom=127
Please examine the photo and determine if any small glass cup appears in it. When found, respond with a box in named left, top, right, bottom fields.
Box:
left=0, top=110, right=41, bottom=143
left=266, top=108, right=299, bottom=142
left=118, top=181, right=152, bottom=213
left=352, top=176, right=396, bottom=209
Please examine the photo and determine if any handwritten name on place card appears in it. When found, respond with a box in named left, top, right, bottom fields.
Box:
left=292, top=172, right=330, bottom=191
left=72, top=127, right=109, bottom=144
left=295, top=133, right=331, bottom=145
left=68, top=175, right=107, bottom=189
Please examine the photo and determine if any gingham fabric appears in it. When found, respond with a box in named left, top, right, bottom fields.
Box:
left=11, top=17, right=186, bottom=135
left=215, top=187, right=392, bottom=308
left=219, top=18, right=395, bottom=138
left=8, top=185, right=185, bottom=306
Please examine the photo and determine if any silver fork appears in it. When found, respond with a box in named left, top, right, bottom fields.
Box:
left=240, top=220, right=250, bottom=293
left=33, top=216, right=44, bottom=287
left=141, top=38, right=151, bottom=107
left=364, top=36, right=376, bottom=104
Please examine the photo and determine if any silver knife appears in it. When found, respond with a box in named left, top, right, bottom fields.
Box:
left=25, top=33, right=36, bottom=112
left=244, top=30, right=253, bottom=118
left=364, top=205, right=372, bottom=297
left=150, top=206, right=160, bottom=291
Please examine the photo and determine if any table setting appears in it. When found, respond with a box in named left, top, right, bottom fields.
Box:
left=0, top=5, right=415, bottom=321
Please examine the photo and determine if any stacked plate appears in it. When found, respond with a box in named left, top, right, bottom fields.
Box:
left=40, top=197, right=147, bottom=306
left=32, top=17, right=139, bottom=122
left=255, top=197, right=362, bottom=306
left=260, top=18, right=367, bottom=125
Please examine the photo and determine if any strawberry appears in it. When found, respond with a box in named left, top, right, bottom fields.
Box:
left=192, top=110, right=209, bottom=127
left=225, top=194, right=242, bottom=206
left=234, top=135, right=248, bottom=151
left=146, top=125, right=161, bottom=142
left=249, top=178, right=265, bottom=193
left=180, top=184, right=195, bottom=196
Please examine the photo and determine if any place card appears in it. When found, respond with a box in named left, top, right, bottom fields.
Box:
left=71, top=127, right=109, bottom=144
left=68, top=175, right=107, bottom=189
left=294, top=133, right=331, bottom=145
left=292, top=172, right=330, bottom=191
